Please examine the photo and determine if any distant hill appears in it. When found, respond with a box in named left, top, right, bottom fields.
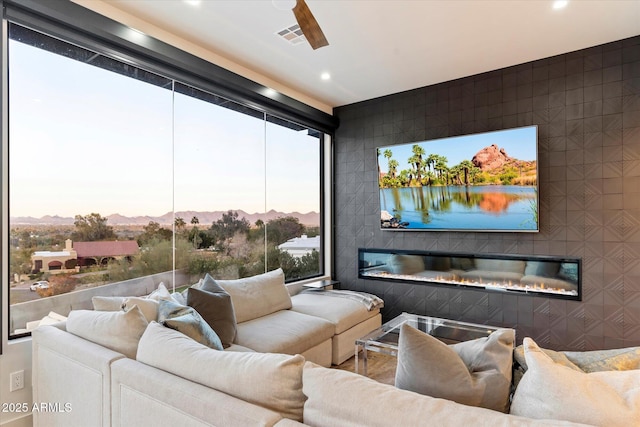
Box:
left=11, top=209, right=320, bottom=226
left=472, top=144, right=537, bottom=185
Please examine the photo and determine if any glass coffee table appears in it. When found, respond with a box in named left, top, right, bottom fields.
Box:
left=355, top=312, right=504, bottom=375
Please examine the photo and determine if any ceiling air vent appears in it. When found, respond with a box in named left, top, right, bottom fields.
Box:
left=276, top=24, right=307, bottom=45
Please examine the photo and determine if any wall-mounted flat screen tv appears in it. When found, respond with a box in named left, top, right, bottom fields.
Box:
left=377, top=125, right=538, bottom=232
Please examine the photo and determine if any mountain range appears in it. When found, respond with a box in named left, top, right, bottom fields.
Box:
left=11, top=209, right=320, bottom=226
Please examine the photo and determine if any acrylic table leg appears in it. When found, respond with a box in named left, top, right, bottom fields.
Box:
left=354, top=344, right=368, bottom=376
left=362, top=346, right=368, bottom=376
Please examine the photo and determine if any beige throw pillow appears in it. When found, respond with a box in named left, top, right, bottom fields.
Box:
left=215, top=268, right=291, bottom=323
left=67, top=305, right=148, bottom=359
left=137, top=322, right=305, bottom=421
left=510, top=337, right=640, bottom=426
left=395, top=323, right=514, bottom=412
left=92, top=296, right=159, bottom=323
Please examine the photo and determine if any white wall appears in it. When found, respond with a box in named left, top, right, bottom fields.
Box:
left=0, top=340, right=32, bottom=427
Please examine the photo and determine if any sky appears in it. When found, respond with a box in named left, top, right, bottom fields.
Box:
left=377, top=126, right=537, bottom=174
left=9, top=39, right=320, bottom=218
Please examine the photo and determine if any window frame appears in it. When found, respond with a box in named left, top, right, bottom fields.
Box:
left=1, top=0, right=337, bottom=350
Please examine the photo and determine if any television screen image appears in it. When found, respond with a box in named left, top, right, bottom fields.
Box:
left=377, top=125, right=538, bottom=232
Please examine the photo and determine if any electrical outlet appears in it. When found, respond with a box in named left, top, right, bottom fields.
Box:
left=10, top=370, right=24, bottom=392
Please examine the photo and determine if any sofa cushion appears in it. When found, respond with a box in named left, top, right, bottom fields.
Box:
left=137, top=321, right=306, bottom=422
left=187, top=274, right=237, bottom=348
left=157, top=299, right=223, bottom=351
left=67, top=305, right=148, bottom=359
left=395, top=324, right=514, bottom=413
left=302, top=362, right=583, bottom=427
left=92, top=296, right=159, bottom=323
left=235, top=310, right=334, bottom=356
left=290, top=293, right=379, bottom=335
left=216, top=268, right=291, bottom=323
left=510, top=337, right=640, bottom=426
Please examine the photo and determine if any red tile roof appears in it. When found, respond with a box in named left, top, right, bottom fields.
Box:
left=73, top=241, right=139, bottom=257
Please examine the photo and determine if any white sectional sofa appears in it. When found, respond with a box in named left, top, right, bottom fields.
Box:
left=32, top=322, right=590, bottom=427
left=34, top=268, right=633, bottom=426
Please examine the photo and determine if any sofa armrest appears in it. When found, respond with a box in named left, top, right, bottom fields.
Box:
left=32, top=324, right=125, bottom=427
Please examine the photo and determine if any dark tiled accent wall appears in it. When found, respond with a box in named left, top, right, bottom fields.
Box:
left=333, top=36, right=640, bottom=351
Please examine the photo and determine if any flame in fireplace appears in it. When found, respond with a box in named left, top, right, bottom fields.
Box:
left=362, top=271, right=578, bottom=296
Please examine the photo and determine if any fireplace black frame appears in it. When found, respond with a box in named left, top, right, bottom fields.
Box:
left=358, top=248, right=582, bottom=301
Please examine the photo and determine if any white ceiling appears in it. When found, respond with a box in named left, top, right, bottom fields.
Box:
left=98, top=0, right=639, bottom=110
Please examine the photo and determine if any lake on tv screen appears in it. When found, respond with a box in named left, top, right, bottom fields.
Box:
left=379, top=185, right=538, bottom=231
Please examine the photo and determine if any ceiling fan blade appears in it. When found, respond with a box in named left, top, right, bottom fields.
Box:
left=292, top=0, right=329, bottom=50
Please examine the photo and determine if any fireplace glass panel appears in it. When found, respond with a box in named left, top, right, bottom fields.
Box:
left=358, top=249, right=581, bottom=300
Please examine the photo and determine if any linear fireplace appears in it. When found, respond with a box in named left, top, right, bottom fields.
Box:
left=358, top=248, right=581, bottom=300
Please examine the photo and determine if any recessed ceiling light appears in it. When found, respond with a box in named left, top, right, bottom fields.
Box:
left=321, top=72, right=331, bottom=81
left=553, top=0, right=568, bottom=10
left=184, top=0, right=201, bottom=6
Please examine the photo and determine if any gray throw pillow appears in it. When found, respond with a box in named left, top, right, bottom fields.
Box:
left=157, top=299, right=223, bottom=351
left=187, top=274, right=237, bottom=348
left=395, top=323, right=515, bottom=413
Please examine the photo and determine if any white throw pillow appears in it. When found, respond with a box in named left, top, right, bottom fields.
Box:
left=215, top=268, right=291, bottom=323
left=137, top=321, right=305, bottom=421
left=67, top=305, right=148, bottom=359
left=146, top=282, right=184, bottom=303
left=510, top=337, right=640, bottom=426
left=395, top=323, right=515, bottom=412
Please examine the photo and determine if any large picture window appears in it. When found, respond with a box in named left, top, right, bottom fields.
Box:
left=6, top=23, right=325, bottom=337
